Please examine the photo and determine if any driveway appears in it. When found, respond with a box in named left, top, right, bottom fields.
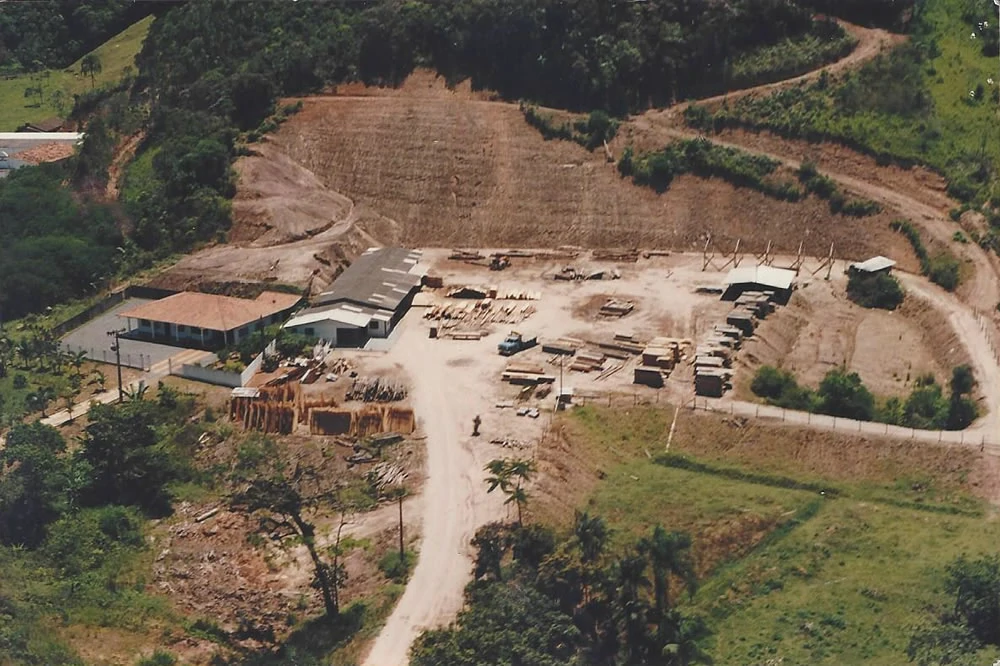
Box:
left=60, top=299, right=192, bottom=370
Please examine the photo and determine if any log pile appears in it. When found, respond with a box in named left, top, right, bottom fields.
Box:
left=366, top=461, right=408, bottom=493
left=592, top=249, right=639, bottom=262
left=424, top=300, right=536, bottom=326
left=308, top=405, right=415, bottom=436
left=346, top=376, right=408, bottom=402
left=542, top=336, right=583, bottom=355
left=570, top=349, right=606, bottom=373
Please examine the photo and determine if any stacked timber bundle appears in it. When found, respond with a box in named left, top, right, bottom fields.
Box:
left=449, top=250, right=484, bottom=261
left=424, top=299, right=536, bottom=326
left=346, top=376, right=408, bottom=402
left=570, top=349, right=606, bottom=373
left=308, top=405, right=416, bottom=437
left=230, top=383, right=302, bottom=434
left=599, top=299, right=635, bottom=318
left=542, top=336, right=582, bottom=355
left=596, top=338, right=644, bottom=358
left=592, top=249, right=639, bottom=262
left=502, top=361, right=556, bottom=385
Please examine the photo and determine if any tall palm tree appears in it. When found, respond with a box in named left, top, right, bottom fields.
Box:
left=639, top=525, right=697, bottom=618
left=484, top=458, right=536, bottom=525
left=574, top=510, right=609, bottom=563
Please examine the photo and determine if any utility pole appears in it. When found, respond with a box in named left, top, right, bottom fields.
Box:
left=397, top=491, right=405, bottom=560
left=107, top=328, right=124, bottom=403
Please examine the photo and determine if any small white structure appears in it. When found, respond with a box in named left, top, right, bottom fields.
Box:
left=848, top=256, right=896, bottom=276
left=723, top=264, right=796, bottom=303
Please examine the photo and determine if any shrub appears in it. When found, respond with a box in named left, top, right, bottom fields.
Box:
left=927, top=255, right=961, bottom=291
left=750, top=365, right=797, bottom=400
left=846, top=272, right=904, bottom=310
left=817, top=368, right=875, bottom=421
left=841, top=199, right=882, bottom=217
left=379, top=549, right=416, bottom=583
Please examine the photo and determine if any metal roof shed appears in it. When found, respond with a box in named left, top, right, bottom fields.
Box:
left=848, top=256, right=896, bottom=275
left=723, top=265, right=796, bottom=303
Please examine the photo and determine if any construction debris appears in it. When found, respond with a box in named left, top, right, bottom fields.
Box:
left=346, top=376, right=408, bottom=402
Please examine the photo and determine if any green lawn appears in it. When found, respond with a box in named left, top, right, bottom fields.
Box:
left=0, top=15, right=153, bottom=131
left=565, top=405, right=1000, bottom=665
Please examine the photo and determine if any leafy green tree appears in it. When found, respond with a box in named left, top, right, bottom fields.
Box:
left=0, top=422, right=72, bottom=547
left=411, top=582, right=582, bottom=666
left=77, top=401, right=176, bottom=514
left=817, top=368, right=875, bottom=421
left=847, top=272, right=904, bottom=310
left=80, top=52, right=102, bottom=88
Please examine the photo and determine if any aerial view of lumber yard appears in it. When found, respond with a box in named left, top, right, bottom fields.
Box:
left=3, top=1, right=1000, bottom=664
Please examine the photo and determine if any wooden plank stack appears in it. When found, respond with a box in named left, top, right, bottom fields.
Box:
left=570, top=349, right=606, bottom=373
left=599, top=299, right=635, bottom=317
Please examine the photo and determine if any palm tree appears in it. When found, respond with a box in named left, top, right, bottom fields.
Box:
left=124, top=383, right=148, bottom=402
left=89, top=369, right=107, bottom=392
left=27, top=386, right=55, bottom=416
left=639, top=525, right=697, bottom=618
left=68, top=350, right=88, bottom=378
left=484, top=458, right=535, bottom=525
left=80, top=53, right=102, bottom=88
left=574, top=510, right=609, bottom=563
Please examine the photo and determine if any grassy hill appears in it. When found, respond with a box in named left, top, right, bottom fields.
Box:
left=0, top=15, right=153, bottom=131
left=537, top=405, right=1000, bottom=665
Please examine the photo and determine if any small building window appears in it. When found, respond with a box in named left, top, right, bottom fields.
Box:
left=191, top=326, right=201, bottom=335
left=139, top=319, right=150, bottom=327
left=177, top=325, right=186, bottom=333
left=368, top=320, right=379, bottom=330
left=238, top=327, right=248, bottom=337
left=304, top=327, right=315, bottom=337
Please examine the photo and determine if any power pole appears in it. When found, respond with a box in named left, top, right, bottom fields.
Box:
left=107, top=328, right=124, bottom=403
left=397, top=491, right=404, bottom=559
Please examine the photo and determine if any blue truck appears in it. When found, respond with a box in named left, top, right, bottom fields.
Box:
left=497, top=331, right=538, bottom=356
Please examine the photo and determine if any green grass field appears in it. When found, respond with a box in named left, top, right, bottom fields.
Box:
left=0, top=15, right=153, bottom=131
left=563, top=405, right=1000, bottom=665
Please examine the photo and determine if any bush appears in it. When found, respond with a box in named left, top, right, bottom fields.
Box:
left=847, top=272, right=904, bottom=310
left=928, top=255, right=961, bottom=291
left=750, top=365, right=797, bottom=400
left=379, top=549, right=416, bottom=583
left=841, top=199, right=882, bottom=217
left=817, top=368, right=875, bottom=421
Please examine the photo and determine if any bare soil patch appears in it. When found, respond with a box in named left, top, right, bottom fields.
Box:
left=735, top=276, right=950, bottom=399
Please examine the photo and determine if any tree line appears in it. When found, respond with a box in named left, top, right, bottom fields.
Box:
left=413, top=513, right=709, bottom=665
left=751, top=364, right=979, bottom=431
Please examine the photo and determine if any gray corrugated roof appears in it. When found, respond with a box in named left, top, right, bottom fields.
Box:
left=313, top=247, right=423, bottom=313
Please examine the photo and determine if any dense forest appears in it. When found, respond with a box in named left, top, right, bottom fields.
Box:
left=0, top=0, right=151, bottom=72
left=0, top=164, right=121, bottom=321
left=2, top=0, right=914, bottom=318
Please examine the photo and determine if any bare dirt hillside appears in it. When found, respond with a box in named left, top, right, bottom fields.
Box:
left=188, top=71, right=915, bottom=282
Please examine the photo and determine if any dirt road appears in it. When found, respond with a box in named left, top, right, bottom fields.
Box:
left=362, top=318, right=509, bottom=666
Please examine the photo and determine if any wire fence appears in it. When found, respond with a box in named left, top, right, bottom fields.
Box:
left=571, top=391, right=998, bottom=453
left=60, top=343, right=153, bottom=372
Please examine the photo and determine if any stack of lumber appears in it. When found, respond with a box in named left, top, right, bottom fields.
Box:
left=592, top=249, right=639, bottom=262
left=449, top=250, right=484, bottom=261
left=596, top=338, right=644, bottom=358
left=599, top=299, right=635, bottom=317
left=424, top=300, right=535, bottom=325
left=502, top=362, right=556, bottom=385
left=494, top=289, right=541, bottom=300
left=346, top=376, right=408, bottom=402
left=570, top=349, right=606, bottom=373
left=542, top=336, right=583, bottom=355
left=448, top=330, right=484, bottom=340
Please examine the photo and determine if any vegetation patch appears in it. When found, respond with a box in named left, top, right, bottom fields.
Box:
left=846, top=271, right=904, bottom=310
left=890, top=219, right=962, bottom=291
left=750, top=364, right=979, bottom=431
left=730, top=21, right=857, bottom=90
left=520, top=105, right=618, bottom=151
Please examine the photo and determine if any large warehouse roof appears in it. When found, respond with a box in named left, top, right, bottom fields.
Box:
left=725, top=265, right=796, bottom=291
left=314, top=247, right=423, bottom=312
left=118, top=291, right=302, bottom=332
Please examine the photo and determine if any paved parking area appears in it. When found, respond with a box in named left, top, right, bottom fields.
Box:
left=60, top=299, right=189, bottom=369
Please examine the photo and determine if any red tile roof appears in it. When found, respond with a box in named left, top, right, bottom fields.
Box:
left=118, top=291, right=301, bottom=332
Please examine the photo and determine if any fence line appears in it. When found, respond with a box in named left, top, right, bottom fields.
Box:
left=59, top=343, right=152, bottom=372
left=571, top=391, right=996, bottom=451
